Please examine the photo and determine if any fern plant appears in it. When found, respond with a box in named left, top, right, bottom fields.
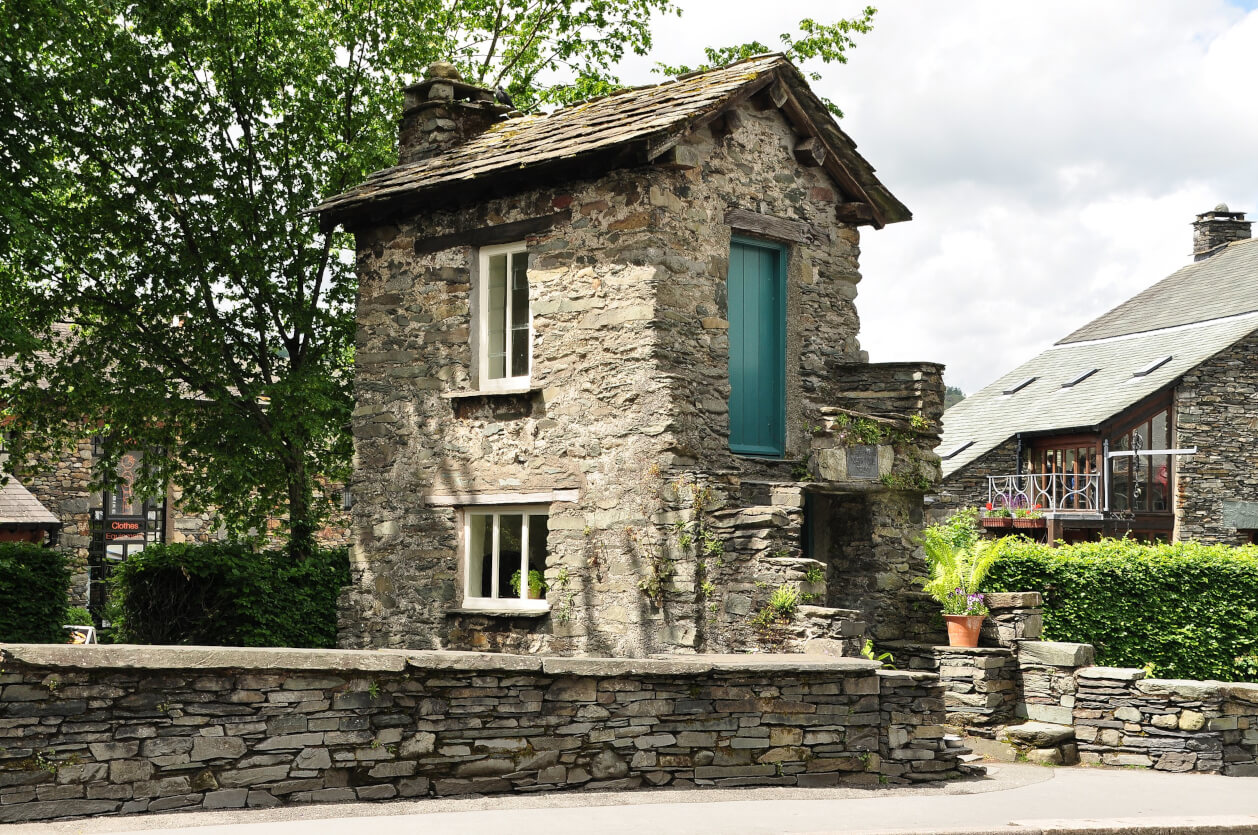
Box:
left=920, top=510, right=996, bottom=616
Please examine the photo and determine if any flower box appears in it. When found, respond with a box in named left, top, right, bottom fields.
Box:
left=1012, top=517, right=1045, bottom=529
left=980, top=517, right=1012, bottom=529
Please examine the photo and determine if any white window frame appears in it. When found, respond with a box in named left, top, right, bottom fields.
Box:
left=461, top=504, right=549, bottom=612
left=476, top=242, right=532, bottom=392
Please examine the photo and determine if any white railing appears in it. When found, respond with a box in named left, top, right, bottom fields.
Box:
left=987, top=473, right=1101, bottom=514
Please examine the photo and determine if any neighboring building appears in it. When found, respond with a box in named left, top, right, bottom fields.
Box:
left=0, top=335, right=350, bottom=614
left=936, top=206, right=1258, bottom=546
left=318, top=55, right=947, bottom=657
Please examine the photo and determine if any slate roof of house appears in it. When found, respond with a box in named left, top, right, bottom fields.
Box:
left=940, top=236, right=1258, bottom=477
left=315, top=55, right=909, bottom=231
left=0, top=478, right=60, bottom=528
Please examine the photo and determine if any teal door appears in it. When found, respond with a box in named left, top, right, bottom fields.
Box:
left=728, top=237, right=786, bottom=456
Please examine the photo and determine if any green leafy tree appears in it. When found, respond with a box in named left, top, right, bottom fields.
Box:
left=0, top=0, right=674, bottom=552
left=0, top=0, right=877, bottom=553
left=653, top=6, right=877, bottom=116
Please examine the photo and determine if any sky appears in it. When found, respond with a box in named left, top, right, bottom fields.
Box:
left=612, top=1, right=1258, bottom=395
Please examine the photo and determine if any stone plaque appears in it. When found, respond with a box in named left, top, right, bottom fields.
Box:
left=847, top=445, right=879, bottom=479
left=1222, top=500, right=1258, bottom=530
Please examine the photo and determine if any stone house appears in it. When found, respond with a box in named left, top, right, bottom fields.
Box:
left=318, top=55, right=947, bottom=657
left=936, top=206, right=1258, bottom=545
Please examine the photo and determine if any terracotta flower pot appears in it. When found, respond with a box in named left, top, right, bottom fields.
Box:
left=943, top=614, right=985, bottom=648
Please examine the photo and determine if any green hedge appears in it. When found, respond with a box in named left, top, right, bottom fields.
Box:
left=109, top=542, right=350, bottom=648
left=0, top=542, right=70, bottom=643
left=982, top=537, right=1258, bottom=682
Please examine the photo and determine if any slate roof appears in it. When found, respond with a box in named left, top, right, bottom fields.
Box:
left=0, top=478, right=60, bottom=528
left=940, top=237, right=1258, bottom=477
left=315, top=55, right=909, bottom=231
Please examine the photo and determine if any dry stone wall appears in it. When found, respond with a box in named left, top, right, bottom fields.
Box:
left=344, top=99, right=940, bottom=656
left=1074, top=667, right=1258, bottom=775
left=0, top=645, right=967, bottom=822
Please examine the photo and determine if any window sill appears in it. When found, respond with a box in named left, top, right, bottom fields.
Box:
left=447, top=606, right=550, bottom=618
left=443, top=385, right=540, bottom=400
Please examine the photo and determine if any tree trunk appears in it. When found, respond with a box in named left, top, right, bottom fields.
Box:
left=287, top=452, right=315, bottom=558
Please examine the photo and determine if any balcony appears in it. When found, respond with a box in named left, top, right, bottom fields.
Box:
left=985, top=473, right=1101, bottom=525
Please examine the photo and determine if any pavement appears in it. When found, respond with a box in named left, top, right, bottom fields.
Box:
left=8, top=763, right=1258, bottom=835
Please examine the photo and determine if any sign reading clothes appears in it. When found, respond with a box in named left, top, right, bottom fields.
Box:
left=105, top=518, right=145, bottom=542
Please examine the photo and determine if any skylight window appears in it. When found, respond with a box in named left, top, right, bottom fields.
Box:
left=1062, top=368, right=1098, bottom=388
left=939, top=440, right=974, bottom=461
left=1132, top=356, right=1172, bottom=378
left=1002, top=377, right=1036, bottom=396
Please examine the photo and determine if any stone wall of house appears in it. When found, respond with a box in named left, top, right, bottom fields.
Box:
left=343, top=99, right=939, bottom=656
left=932, top=438, right=1020, bottom=524
left=1174, top=327, right=1258, bottom=544
left=0, top=644, right=968, bottom=822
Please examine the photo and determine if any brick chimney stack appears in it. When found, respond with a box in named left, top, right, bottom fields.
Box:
left=398, top=62, right=513, bottom=165
left=1192, top=204, right=1252, bottom=261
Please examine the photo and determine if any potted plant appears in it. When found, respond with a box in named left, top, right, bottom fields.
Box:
left=510, top=569, right=547, bottom=600
left=1012, top=505, right=1045, bottom=529
left=980, top=502, right=1012, bottom=528
left=920, top=509, right=997, bottom=647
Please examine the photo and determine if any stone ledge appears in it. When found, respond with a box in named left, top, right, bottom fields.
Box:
left=1134, top=679, right=1225, bottom=699
left=0, top=644, right=410, bottom=673
left=0, top=645, right=881, bottom=677
left=1078, top=666, right=1147, bottom=682
left=445, top=607, right=550, bottom=618
left=931, top=646, right=1014, bottom=656
left=1016, top=641, right=1095, bottom=667
left=985, top=592, right=1042, bottom=609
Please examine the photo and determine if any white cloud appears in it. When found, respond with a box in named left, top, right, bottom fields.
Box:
left=616, top=1, right=1258, bottom=393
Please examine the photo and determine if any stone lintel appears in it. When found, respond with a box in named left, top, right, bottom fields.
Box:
left=403, top=651, right=544, bottom=672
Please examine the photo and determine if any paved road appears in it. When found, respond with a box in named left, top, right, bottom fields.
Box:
left=11, top=764, right=1258, bottom=835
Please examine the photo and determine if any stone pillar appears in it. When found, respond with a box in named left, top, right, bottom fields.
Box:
left=981, top=591, right=1043, bottom=647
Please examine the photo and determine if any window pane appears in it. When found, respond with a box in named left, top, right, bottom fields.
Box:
left=467, top=514, right=493, bottom=599
left=1151, top=453, right=1170, bottom=511
left=510, top=254, right=529, bottom=378
left=487, top=254, right=508, bottom=379
left=1111, top=455, right=1130, bottom=511
left=526, top=514, right=548, bottom=601
left=1152, top=409, right=1169, bottom=450
left=499, top=514, right=523, bottom=599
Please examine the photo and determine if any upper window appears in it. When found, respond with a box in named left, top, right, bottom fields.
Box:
left=462, top=505, right=549, bottom=611
left=478, top=243, right=531, bottom=390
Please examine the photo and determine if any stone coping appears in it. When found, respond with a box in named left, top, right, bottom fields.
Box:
left=931, top=646, right=1014, bottom=655
left=985, top=592, right=1042, bottom=608
left=0, top=644, right=880, bottom=676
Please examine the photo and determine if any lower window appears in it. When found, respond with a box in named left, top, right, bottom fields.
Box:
left=463, top=506, right=549, bottom=611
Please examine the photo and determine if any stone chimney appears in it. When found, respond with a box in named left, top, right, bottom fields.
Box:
left=1192, top=204, right=1252, bottom=261
left=398, top=62, right=513, bottom=165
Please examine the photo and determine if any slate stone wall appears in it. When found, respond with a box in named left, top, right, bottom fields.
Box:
left=1174, top=327, right=1258, bottom=544
left=344, top=100, right=941, bottom=655
left=1074, top=667, right=1258, bottom=775
left=0, top=645, right=964, bottom=822
left=932, top=438, right=1020, bottom=524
